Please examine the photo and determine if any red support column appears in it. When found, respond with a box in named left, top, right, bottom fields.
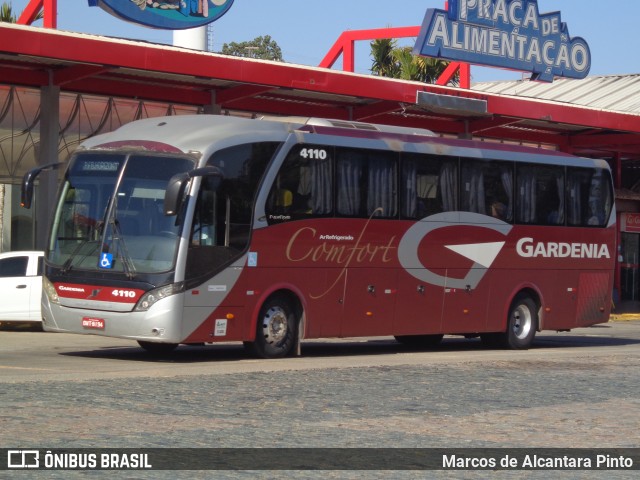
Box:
left=343, top=39, right=355, bottom=73
left=319, top=27, right=422, bottom=71
left=43, top=0, right=57, bottom=28
left=319, top=25, right=471, bottom=89
left=458, top=63, right=471, bottom=89
left=435, top=62, right=471, bottom=88
left=17, top=0, right=57, bottom=29
left=318, top=32, right=349, bottom=70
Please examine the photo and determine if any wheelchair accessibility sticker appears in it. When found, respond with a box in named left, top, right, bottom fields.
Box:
left=99, top=252, right=114, bottom=269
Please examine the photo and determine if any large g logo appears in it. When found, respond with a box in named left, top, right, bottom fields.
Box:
left=398, top=212, right=512, bottom=289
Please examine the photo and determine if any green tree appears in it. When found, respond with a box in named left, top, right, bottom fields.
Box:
left=370, top=38, right=400, bottom=78
left=0, top=1, right=18, bottom=22
left=0, top=1, right=43, bottom=23
left=221, top=35, right=284, bottom=62
left=370, top=39, right=458, bottom=85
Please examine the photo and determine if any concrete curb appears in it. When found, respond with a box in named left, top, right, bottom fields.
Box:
left=610, top=314, right=640, bottom=322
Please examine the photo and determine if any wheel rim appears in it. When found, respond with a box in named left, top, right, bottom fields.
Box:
left=261, top=306, right=288, bottom=345
left=511, top=303, right=533, bottom=340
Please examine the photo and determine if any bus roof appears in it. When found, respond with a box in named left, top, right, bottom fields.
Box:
left=78, top=115, right=609, bottom=170
left=80, top=115, right=297, bottom=154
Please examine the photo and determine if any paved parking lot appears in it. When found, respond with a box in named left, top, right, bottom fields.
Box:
left=1, top=321, right=640, bottom=479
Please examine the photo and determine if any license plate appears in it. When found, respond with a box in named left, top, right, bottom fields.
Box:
left=82, top=317, right=105, bottom=329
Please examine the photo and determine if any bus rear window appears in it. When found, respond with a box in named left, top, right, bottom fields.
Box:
left=567, top=167, right=613, bottom=227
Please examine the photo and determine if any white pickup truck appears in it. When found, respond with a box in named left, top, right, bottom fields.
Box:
left=0, top=251, right=44, bottom=324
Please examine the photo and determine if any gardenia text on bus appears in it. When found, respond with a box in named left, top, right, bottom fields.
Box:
left=414, top=0, right=591, bottom=82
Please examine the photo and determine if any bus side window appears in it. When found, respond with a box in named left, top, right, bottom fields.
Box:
left=367, top=151, right=397, bottom=218
left=401, top=154, right=458, bottom=219
left=265, top=144, right=333, bottom=223
left=191, top=177, right=216, bottom=246
left=461, top=159, right=513, bottom=222
left=336, top=148, right=397, bottom=218
left=516, top=164, right=564, bottom=225
left=567, top=167, right=612, bottom=227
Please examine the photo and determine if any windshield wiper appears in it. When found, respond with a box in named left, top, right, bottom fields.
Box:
left=96, top=154, right=136, bottom=279
left=61, top=240, right=100, bottom=273
left=108, top=217, right=137, bottom=280
left=61, top=221, right=105, bottom=273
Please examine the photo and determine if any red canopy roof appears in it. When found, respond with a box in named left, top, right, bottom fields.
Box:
left=1, top=23, right=639, bottom=160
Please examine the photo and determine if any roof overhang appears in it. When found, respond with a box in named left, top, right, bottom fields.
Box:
left=2, top=23, right=640, bottom=160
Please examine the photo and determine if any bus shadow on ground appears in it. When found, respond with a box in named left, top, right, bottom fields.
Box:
left=0, top=322, right=43, bottom=332
left=59, top=326, right=640, bottom=363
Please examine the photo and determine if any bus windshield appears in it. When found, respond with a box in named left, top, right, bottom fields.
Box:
left=48, top=152, right=195, bottom=275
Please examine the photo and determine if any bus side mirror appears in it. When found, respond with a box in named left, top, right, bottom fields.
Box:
left=21, top=162, right=63, bottom=209
left=163, top=166, right=223, bottom=216
left=163, top=172, right=190, bottom=216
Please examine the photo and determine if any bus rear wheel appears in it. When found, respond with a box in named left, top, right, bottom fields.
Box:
left=245, top=295, right=298, bottom=359
left=137, top=341, right=178, bottom=354
left=485, top=294, right=538, bottom=350
left=506, top=294, right=538, bottom=349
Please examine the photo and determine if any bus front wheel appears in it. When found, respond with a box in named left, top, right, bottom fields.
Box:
left=245, top=295, right=298, bottom=359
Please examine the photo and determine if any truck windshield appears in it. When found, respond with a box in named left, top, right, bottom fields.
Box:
left=48, top=152, right=195, bottom=275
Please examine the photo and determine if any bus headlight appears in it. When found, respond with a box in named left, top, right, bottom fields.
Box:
left=134, top=282, right=184, bottom=312
left=43, top=277, right=59, bottom=304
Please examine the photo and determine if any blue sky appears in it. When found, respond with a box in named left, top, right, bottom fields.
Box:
left=10, top=0, right=640, bottom=83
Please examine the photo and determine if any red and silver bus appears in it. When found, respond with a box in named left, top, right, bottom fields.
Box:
left=22, top=115, right=615, bottom=357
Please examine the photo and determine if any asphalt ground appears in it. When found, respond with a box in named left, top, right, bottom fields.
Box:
left=1, top=320, right=640, bottom=479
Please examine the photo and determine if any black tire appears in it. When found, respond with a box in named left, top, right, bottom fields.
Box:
left=394, top=334, right=444, bottom=348
left=137, top=340, right=178, bottom=355
left=245, top=295, right=298, bottom=359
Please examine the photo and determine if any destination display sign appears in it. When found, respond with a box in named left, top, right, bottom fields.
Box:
left=413, top=0, right=591, bottom=82
left=88, top=0, right=234, bottom=30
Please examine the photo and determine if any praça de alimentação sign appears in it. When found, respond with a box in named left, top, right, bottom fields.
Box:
left=88, top=0, right=234, bottom=30
left=413, top=0, right=591, bottom=82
